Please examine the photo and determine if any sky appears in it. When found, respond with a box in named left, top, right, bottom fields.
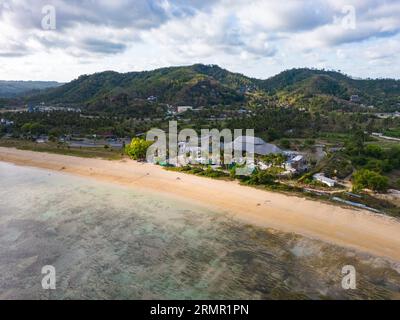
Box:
left=0, top=0, right=399, bottom=82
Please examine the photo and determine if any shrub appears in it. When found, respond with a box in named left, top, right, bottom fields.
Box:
left=246, top=170, right=276, bottom=185
left=364, top=144, right=384, bottom=159
left=352, top=169, right=389, bottom=193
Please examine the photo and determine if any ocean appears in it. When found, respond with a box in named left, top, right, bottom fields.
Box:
left=0, top=161, right=399, bottom=299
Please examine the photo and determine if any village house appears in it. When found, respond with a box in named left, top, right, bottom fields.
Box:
left=313, top=173, right=336, bottom=187
left=284, top=155, right=308, bottom=172
left=0, top=118, right=14, bottom=126
left=350, top=95, right=360, bottom=103
left=147, top=95, right=157, bottom=102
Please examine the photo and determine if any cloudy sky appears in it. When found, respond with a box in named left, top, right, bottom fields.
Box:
left=0, top=0, right=399, bottom=81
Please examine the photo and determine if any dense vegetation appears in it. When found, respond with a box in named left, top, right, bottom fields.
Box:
left=352, top=169, right=389, bottom=192
left=25, top=66, right=246, bottom=108
left=2, top=64, right=396, bottom=113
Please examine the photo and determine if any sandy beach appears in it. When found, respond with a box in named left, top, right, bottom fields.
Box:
left=1, top=146, right=400, bottom=262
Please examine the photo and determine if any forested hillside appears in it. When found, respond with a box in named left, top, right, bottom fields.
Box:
left=8, top=64, right=400, bottom=112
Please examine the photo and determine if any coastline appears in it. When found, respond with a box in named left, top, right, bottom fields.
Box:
left=1, top=146, right=400, bottom=262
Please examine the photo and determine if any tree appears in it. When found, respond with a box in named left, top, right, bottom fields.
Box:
left=21, top=122, right=45, bottom=136
left=125, top=138, right=153, bottom=161
left=364, top=144, right=384, bottom=159
left=352, top=169, right=389, bottom=193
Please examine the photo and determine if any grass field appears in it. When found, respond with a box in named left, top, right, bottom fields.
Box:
left=0, top=138, right=125, bottom=160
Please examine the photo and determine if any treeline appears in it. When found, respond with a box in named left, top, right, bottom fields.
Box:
left=2, top=111, right=157, bottom=138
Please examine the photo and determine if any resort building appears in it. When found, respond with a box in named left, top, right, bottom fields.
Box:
left=225, top=136, right=282, bottom=156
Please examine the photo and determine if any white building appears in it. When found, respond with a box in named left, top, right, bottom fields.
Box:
left=313, top=173, right=336, bottom=187
left=177, top=106, right=193, bottom=114
left=0, top=118, right=14, bottom=126
left=350, top=95, right=360, bottom=103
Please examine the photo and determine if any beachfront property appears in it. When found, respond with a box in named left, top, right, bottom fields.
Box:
left=178, top=135, right=282, bottom=158
left=313, top=173, right=336, bottom=187
left=174, top=135, right=286, bottom=166
left=175, top=135, right=314, bottom=173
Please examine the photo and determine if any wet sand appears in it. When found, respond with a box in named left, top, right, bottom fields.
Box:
left=1, top=146, right=400, bottom=262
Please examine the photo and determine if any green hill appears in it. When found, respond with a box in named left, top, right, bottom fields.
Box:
left=25, top=65, right=400, bottom=112
left=29, top=65, right=250, bottom=107
left=262, top=68, right=400, bottom=111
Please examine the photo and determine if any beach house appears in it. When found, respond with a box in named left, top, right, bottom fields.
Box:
left=313, top=173, right=336, bottom=187
left=285, top=155, right=308, bottom=173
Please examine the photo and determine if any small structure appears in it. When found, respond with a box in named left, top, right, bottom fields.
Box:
left=177, top=106, right=193, bottom=114
left=350, top=95, right=360, bottom=103
left=285, top=155, right=308, bottom=172
left=0, top=118, right=14, bottom=126
left=147, top=96, right=157, bottom=102
left=36, top=136, right=48, bottom=144
left=258, top=161, right=270, bottom=171
left=313, top=173, right=336, bottom=187
left=375, top=112, right=400, bottom=119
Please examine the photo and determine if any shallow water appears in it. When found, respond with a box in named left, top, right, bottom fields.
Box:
left=0, top=161, right=399, bottom=300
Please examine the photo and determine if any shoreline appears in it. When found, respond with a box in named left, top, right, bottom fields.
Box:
left=1, top=146, right=400, bottom=262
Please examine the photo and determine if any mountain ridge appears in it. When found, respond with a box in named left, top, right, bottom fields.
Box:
left=0, top=80, right=63, bottom=98
left=3, top=64, right=400, bottom=112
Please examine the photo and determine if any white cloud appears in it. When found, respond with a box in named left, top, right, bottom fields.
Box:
left=0, top=0, right=399, bottom=80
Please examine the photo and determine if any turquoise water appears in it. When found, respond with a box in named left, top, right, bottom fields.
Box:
left=0, top=161, right=399, bottom=300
